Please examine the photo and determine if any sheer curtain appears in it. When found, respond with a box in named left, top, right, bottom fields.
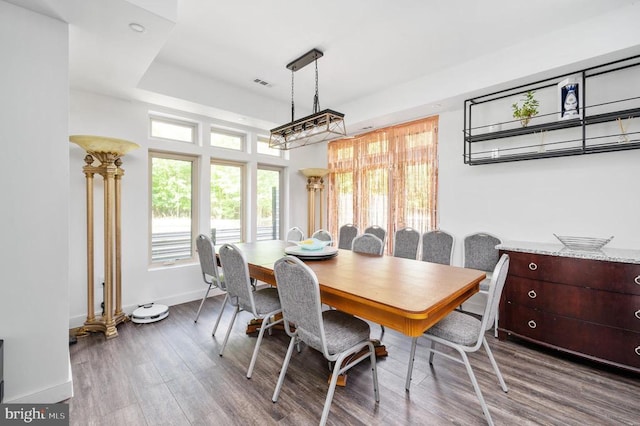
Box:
left=327, top=116, right=438, bottom=253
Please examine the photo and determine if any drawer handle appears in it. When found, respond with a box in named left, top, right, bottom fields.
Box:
left=635, top=275, right=640, bottom=286
left=528, top=320, right=537, bottom=329
left=636, top=346, right=640, bottom=356
left=529, top=262, right=538, bottom=271
left=635, top=309, right=640, bottom=320
left=528, top=290, right=537, bottom=299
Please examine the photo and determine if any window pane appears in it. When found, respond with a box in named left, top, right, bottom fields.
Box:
left=256, top=168, right=281, bottom=240
left=363, top=168, right=388, bottom=227
left=150, top=156, right=194, bottom=263
left=211, top=130, right=244, bottom=150
left=150, top=118, right=195, bottom=143
left=257, top=137, right=282, bottom=156
left=336, top=172, right=354, bottom=226
left=211, top=163, right=243, bottom=243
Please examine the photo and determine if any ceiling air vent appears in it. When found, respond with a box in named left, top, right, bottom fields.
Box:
left=253, top=78, right=271, bottom=87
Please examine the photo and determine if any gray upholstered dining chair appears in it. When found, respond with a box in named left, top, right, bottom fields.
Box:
left=217, top=243, right=283, bottom=378
left=286, top=226, right=304, bottom=242
left=194, top=234, right=227, bottom=329
left=272, top=256, right=379, bottom=426
left=364, top=225, right=387, bottom=246
left=338, top=224, right=359, bottom=250
left=312, top=229, right=333, bottom=244
left=405, top=254, right=510, bottom=426
left=393, top=227, right=421, bottom=259
left=463, top=232, right=502, bottom=335
left=421, top=230, right=455, bottom=265
left=352, top=233, right=384, bottom=255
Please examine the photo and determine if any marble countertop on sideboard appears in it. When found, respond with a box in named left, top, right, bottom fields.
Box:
left=497, top=241, right=640, bottom=264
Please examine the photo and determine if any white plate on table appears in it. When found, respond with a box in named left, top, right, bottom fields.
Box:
left=284, top=245, right=338, bottom=260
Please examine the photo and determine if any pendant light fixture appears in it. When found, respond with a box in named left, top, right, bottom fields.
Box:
left=269, top=48, right=347, bottom=150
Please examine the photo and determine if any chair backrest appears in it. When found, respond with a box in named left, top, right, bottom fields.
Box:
left=218, top=243, right=256, bottom=313
left=352, top=233, right=384, bottom=255
left=338, top=224, right=359, bottom=250
left=393, top=227, right=421, bottom=259
left=421, top=230, right=455, bottom=265
left=274, top=256, right=330, bottom=358
left=196, top=234, right=222, bottom=284
left=480, top=254, right=510, bottom=334
left=312, top=229, right=333, bottom=243
left=364, top=225, right=387, bottom=245
left=463, top=232, right=501, bottom=272
left=286, top=226, right=305, bottom=242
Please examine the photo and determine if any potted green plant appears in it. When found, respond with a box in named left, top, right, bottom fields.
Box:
left=512, top=90, right=539, bottom=127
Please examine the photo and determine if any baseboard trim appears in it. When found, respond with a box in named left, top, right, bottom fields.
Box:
left=4, top=358, right=73, bottom=403
left=68, top=288, right=225, bottom=329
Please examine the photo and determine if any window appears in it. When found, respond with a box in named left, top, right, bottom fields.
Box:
left=211, top=128, right=245, bottom=150
left=150, top=116, right=196, bottom=143
left=257, top=136, right=282, bottom=157
left=256, top=166, right=282, bottom=241
left=149, top=152, right=198, bottom=264
left=327, top=116, right=439, bottom=254
left=211, top=161, right=244, bottom=243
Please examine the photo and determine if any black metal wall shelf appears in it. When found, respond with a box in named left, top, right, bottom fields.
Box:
left=463, top=55, right=640, bottom=165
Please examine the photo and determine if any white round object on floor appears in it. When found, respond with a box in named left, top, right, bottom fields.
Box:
left=131, top=303, right=169, bottom=324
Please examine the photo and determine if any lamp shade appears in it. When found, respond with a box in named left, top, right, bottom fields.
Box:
left=300, top=168, right=330, bottom=178
left=69, top=135, right=139, bottom=155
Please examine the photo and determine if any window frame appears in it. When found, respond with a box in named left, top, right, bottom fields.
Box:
left=210, top=127, right=246, bottom=151
left=210, top=159, right=246, bottom=244
left=256, top=164, right=284, bottom=241
left=149, top=115, right=197, bottom=144
left=148, top=150, right=199, bottom=267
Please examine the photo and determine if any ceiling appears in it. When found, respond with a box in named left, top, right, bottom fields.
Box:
left=9, top=0, right=640, bottom=132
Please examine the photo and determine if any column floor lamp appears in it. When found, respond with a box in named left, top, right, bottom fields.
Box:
left=70, top=135, right=139, bottom=339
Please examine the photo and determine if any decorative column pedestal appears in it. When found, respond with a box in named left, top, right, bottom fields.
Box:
left=300, top=168, right=330, bottom=238
left=70, top=135, right=139, bottom=339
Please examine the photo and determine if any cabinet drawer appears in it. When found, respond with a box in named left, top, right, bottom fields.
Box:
left=504, top=276, right=640, bottom=332
left=502, top=304, right=640, bottom=370
left=504, top=251, right=640, bottom=295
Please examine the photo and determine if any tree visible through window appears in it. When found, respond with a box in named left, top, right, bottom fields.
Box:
left=211, top=162, right=243, bottom=243
left=327, top=116, right=438, bottom=254
left=256, top=167, right=281, bottom=240
left=150, top=153, right=197, bottom=264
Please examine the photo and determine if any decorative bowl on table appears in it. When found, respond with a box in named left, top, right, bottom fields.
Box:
left=295, top=238, right=331, bottom=251
left=553, top=234, right=614, bottom=251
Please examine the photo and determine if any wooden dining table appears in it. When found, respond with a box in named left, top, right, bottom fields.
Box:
left=232, top=240, right=485, bottom=337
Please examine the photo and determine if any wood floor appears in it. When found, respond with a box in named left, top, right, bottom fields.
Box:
left=68, top=295, right=639, bottom=425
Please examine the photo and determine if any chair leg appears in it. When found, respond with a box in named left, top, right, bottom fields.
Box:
left=493, top=312, right=499, bottom=338
left=321, top=352, right=347, bottom=426
left=246, top=315, right=270, bottom=378
left=211, top=293, right=229, bottom=336
left=458, top=348, right=495, bottom=426
left=482, top=338, right=508, bottom=392
left=405, top=337, right=418, bottom=391
left=272, top=336, right=297, bottom=402
left=428, top=340, right=436, bottom=365
left=369, top=342, right=380, bottom=403
left=193, top=284, right=212, bottom=323
left=219, top=305, right=239, bottom=356
left=247, top=314, right=283, bottom=378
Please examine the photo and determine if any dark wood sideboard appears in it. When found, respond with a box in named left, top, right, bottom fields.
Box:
left=497, top=243, right=640, bottom=373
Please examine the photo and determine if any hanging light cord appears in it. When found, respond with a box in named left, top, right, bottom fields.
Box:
left=290, top=69, right=295, bottom=122
left=313, top=58, right=321, bottom=114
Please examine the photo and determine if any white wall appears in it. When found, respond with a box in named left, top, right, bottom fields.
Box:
left=0, top=1, right=71, bottom=403
left=68, top=90, right=298, bottom=327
